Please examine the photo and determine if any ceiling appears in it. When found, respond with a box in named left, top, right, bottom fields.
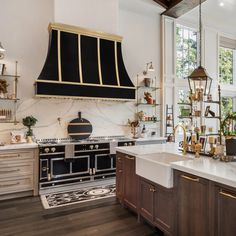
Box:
left=119, top=0, right=236, bottom=36
left=179, top=0, right=236, bottom=36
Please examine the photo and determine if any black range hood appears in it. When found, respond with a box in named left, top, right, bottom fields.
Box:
left=35, top=23, right=135, bottom=101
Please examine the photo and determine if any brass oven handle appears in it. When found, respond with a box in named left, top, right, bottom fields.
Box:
left=0, top=182, right=20, bottom=188
left=125, top=155, right=135, bottom=160
left=181, top=174, right=199, bottom=182
left=93, top=168, right=96, bottom=175
left=42, top=167, right=48, bottom=172
left=219, top=190, right=236, bottom=200
left=0, top=169, right=20, bottom=174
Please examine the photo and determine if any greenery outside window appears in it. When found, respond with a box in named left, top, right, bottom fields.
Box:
left=219, top=47, right=234, bottom=85
left=176, top=24, right=198, bottom=80
left=221, top=97, right=233, bottom=118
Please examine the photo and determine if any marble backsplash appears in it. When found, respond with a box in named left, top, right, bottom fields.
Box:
left=0, top=97, right=136, bottom=143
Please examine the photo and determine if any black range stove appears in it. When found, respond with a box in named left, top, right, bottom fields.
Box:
left=37, top=136, right=135, bottom=190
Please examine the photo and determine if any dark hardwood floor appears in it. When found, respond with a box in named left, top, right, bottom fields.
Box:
left=0, top=196, right=162, bottom=236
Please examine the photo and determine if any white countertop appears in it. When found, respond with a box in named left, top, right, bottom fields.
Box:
left=116, top=143, right=184, bottom=156
left=135, top=137, right=167, bottom=142
left=0, top=143, right=38, bottom=150
left=116, top=143, right=236, bottom=189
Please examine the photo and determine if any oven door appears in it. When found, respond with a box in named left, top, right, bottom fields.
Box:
left=94, top=154, right=114, bottom=173
left=51, top=158, right=71, bottom=179
left=71, top=155, right=90, bottom=176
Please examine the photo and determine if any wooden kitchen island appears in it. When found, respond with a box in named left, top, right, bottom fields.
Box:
left=116, top=143, right=236, bottom=236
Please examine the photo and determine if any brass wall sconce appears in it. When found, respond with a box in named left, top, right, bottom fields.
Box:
left=0, top=42, right=6, bottom=60
left=143, top=62, right=154, bottom=75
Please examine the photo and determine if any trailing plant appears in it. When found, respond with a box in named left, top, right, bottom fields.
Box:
left=221, top=112, right=236, bottom=137
left=22, top=116, right=38, bottom=137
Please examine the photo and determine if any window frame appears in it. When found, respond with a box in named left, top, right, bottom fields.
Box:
left=175, top=24, right=199, bottom=81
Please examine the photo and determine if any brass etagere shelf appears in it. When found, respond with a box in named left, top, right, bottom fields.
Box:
left=0, top=61, right=20, bottom=125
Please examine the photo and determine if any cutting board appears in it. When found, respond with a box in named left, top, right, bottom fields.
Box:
left=67, top=112, right=92, bottom=140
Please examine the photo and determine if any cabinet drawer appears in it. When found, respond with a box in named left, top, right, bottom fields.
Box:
left=0, top=151, right=34, bottom=164
left=0, top=162, right=33, bottom=179
left=0, top=176, right=33, bottom=195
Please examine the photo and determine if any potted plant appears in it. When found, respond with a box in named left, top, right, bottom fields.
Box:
left=22, top=116, right=38, bottom=142
left=221, top=112, right=236, bottom=155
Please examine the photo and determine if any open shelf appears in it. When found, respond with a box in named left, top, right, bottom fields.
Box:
left=139, top=120, right=161, bottom=124
left=203, top=100, right=220, bottom=104
left=0, top=74, right=20, bottom=78
left=0, top=98, right=20, bottom=101
left=137, top=86, right=161, bottom=91
left=0, top=120, right=19, bottom=124
left=177, top=102, right=191, bottom=106
left=136, top=103, right=161, bottom=106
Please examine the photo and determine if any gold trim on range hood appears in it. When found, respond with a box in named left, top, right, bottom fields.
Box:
left=35, top=23, right=135, bottom=100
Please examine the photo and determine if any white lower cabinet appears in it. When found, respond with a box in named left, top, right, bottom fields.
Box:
left=0, top=148, right=38, bottom=199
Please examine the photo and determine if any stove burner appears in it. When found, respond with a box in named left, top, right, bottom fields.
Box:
left=37, top=136, right=134, bottom=146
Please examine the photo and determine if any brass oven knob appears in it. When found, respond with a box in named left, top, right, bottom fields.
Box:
left=95, top=145, right=99, bottom=149
left=51, top=147, right=56, bottom=152
left=44, top=148, right=50, bottom=153
left=89, top=145, right=94, bottom=150
left=124, top=143, right=128, bottom=146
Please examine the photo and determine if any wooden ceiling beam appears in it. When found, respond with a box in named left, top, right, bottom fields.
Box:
left=153, top=0, right=207, bottom=18
left=152, top=0, right=168, bottom=9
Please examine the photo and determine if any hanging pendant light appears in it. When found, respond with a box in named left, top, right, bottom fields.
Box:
left=188, top=0, right=212, bottom=97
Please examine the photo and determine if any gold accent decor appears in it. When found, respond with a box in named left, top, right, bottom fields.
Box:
left=68, top=123, right=91, bottom=125
left=219, top=190, right=236, bottom=200
left=78, top=35, right=83, bottom=83
left=180, top=175, right=200, bottom=182
left=49, top=23, right=123, bottom=42
left=173, top=124, right=188, bottom=155
left=68, top=133, right=91, bottom=136
left=57, top=31, right=62, bottom=82
left=115, top=42, right=120, bottom=86
left=34, top=94, right=135, bottom=102
left=97, top=38, right=103, bottom=85
left=36, top=80, right=135, bottom=89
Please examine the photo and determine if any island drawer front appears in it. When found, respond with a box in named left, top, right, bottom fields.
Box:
left=0, top=151, right=34, bottom=163
left=0, top=176, right=33, bottom=195
left=0, top=162, right=34, bottom=179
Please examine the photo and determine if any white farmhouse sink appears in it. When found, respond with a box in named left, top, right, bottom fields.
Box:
left=136, top=152, right=191, bottom=188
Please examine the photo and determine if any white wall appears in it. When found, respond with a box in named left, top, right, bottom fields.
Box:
left=0, top=0, right=162, bottom=142
left=54, top=0, right=119, bottom=34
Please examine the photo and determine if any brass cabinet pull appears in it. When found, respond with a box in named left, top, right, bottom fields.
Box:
left=0, top=154, right=20, bottom=159
left=125, top=155, right=135, bottom=160
left=0, top=182, right=20, bottom=188
left=0, top=169, right=20, bottom=174
left=150, top=187, right=156, bottom=192
left=181, top=174, right=199, bottom=182
left=219, top=190, right=236, bottom=200
left=118, top=170, right=123, bottom=173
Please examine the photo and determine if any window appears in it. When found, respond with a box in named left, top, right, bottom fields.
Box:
left=219, top=47, right=234, bottom=85
left=219, top=36, right=236, bottom=85
left=176, top=24, right=198, bottom=80
left=221, top=97, right=233, bottom=118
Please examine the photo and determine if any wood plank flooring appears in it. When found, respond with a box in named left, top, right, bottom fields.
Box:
left=0, top=196, right=163, bottom=236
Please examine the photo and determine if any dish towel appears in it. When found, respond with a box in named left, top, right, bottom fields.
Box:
left=65, top=144, right=75, bottom=159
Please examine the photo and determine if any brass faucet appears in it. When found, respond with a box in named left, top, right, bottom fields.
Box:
left=174, top=124, right=188, bottom=155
